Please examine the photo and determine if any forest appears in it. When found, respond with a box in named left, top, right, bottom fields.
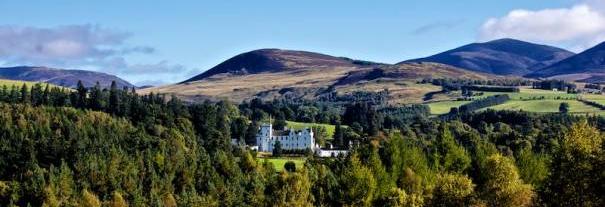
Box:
left=0, top=81, right=604, bottom=207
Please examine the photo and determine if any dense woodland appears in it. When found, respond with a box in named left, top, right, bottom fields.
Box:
left=0, top=81, right=604, bottom=206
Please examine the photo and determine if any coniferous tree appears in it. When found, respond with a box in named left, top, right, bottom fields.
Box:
left=20, top=83, right=29, bottom=103
left=89, top=82, right=104, bottom=110
left=334, top=122, right=344, bottom=147
left=76, top=80, right=87, bottom=108
left=109, top=81, right=119, bottom=115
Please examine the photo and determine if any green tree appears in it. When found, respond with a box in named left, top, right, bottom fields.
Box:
left=481, top=154, right=534, bottom=207
left=340, top=153, right=377, bottom=206
left=431, top=173, right=475, bottom=207
left=515, top=148, right=548, bottom=188
left=76, top=80, right=87, bottom=108
left=333, top=122, right=344, bottom=147
left=108, top=81, right=119, bottom=115
left=284, top=161, right=296, bottom=172
left=542, top=120, right=604, bottom=207
left=89, top=82, right=104, bottom=110
left=273, top=141, right=283, bottom=157
left=435, top=124, right=471, bottom=173
left=559, top=102, right=569, bottom=113
left=273, top=112, right=287, bottom=130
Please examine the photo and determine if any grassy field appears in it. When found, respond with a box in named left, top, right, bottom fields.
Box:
left=257, top=157, right=306, bottom=171
left=426, top=88, right=605, bottom=115
left=479, top=88, right=577, bottom=100
left=286, top=121, right=337, bottom=137
left=486, top=100, right=601, bottom=113
left=426, top=100, right=471, bottom=115
left=0, top=79, right=67, bottom=90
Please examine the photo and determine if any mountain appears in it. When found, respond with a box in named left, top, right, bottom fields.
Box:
left=0, top=66, right=134, bottom=88
left=403, top=38, right=575, bottom=76
left=526, top=42, right=605, bottom=82
left=142, top=49, right=496, bottom=104
left=183, top=49, right=383, bottom=82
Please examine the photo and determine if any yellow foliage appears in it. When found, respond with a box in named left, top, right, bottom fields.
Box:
left=109, top=191, right=128, bottom=207
left=163, top=193, right=177, bottom=207
left=81, top=189, right=101, bottom=207
left=564, top=120, right=603, bottom=155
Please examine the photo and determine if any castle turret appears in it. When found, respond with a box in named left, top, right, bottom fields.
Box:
left=256, top=123, right=273, bottom=152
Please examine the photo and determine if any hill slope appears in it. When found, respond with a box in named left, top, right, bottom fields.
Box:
left=0, top=66, right=134, bottom=88
left=404, top=38, right=575, bottom=76
left=142, top=49, right=497, bottom=104
left=526, top=41, right=605, bottom=82
left=183, top=49, right=382, bottom=82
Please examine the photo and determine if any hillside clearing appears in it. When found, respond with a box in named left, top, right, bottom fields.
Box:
left=257, top=157, right=306, bottom=172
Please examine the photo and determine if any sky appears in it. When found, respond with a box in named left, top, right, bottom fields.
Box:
left=0, top=0, right=603, bottom=86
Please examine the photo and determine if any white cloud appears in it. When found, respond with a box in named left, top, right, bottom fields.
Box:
left=479, top=2, right=605, bottom=51
left=0, top=24, right=188, bottom=84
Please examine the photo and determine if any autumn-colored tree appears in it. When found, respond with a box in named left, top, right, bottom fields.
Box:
left=481, top=154, right=534, bottom=207
left=431, top=173, right=475, bottom=207
left=542, top=120, right=604, bottom=206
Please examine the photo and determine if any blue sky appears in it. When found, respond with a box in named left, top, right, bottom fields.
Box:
left=0, top=0, right=600, bottom=85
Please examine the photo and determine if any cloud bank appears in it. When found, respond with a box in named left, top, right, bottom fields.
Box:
left=479, top=1, right=605, bottom=51
left=0, top=24, right=188, bottom=85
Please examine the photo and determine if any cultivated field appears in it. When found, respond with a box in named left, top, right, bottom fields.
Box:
left=426, top=88, right=605, bottom=115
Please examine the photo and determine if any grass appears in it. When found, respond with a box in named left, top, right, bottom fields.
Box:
left=478, top=88, right=577, bottom=100
left=257, top=157, right=306, bottom=172
left=426, top=100, right=471, bottom=115
left=0, top=79, right=68, bottom=90
left=485, top=100, right=601, bottom=113
left=426, top=88, right=605, bottom=115
left=286, top=121, right=337, bottom=137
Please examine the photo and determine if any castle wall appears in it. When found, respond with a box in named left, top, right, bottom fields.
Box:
left=256, top=123, right=315, bottom=153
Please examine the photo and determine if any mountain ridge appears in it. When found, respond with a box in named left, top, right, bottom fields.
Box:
left=0, top=66, right=134, bottom=88
left=403, top=38, right=575, bottom=76
left=526, top=41, right=605, bottom=82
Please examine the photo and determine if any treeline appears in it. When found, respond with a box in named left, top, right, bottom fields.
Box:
left=420, top=78, right=533, bottom=87
left=316, top=90, right=389, bottom=105
left=578, top=98, right=605, bottom=110
left=2, top=103, right=603, bottom=206
left=532, top=80, right=577, bottom=92
left=462, top=85, right=520, bottom=92
left=0, top=80, right=604, bottom=206
left=451, top=95, right=510, bottom=114
left=585, top=83, right=603, bottom=92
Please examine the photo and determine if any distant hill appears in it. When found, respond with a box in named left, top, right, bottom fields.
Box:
left=143, top=49, right=496, bottom=104
left=183, top=49, right=384, bottom=83
left=0, top=66, right=134, bottom=88
left=526, top=41, right=605, bottom=83
left=403, top=38, right=575, bottom=76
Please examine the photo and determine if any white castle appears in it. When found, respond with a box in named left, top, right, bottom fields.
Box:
left=256, top=123, right=315, bottom=152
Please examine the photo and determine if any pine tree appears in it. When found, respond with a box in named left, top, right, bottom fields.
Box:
left=76, top=80, right=87, bottom=108
left=89, top=82, right=104, bottom=110
left=20, top=83, right=29, bottom=103
left=109, top=81, right=119, bottom=115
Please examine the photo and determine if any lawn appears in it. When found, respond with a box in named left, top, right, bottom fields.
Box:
left=426, top=100, right=471, bottom=115
left=286, top=121, right=337, bottom=137
left=257, top=157, right=306, bottom=171
left=486, top=100, right=602, bottom=114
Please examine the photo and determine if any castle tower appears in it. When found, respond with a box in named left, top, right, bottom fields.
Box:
left=256, top=123, right=273, bottom=152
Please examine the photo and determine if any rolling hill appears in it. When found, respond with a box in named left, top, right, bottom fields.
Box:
left=526, top=41, right=605, bottom=83
left=141, top=49, right=497, bottom=104
left=403, top=38, right=575, bottom=76
left=0, top=66, right=134, bottom=88
left=183, top=49, right=384, bottom=82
